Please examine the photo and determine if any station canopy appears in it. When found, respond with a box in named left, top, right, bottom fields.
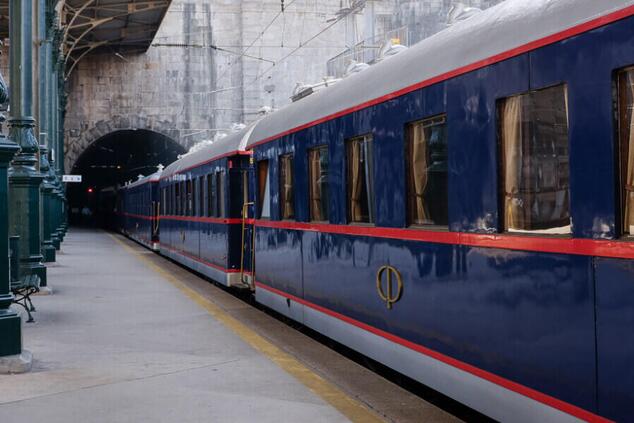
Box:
left=0, top=0, right=171, bottom=77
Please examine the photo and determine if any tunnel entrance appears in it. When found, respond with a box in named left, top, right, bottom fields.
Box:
left=68, top=129, right=186, bottom=228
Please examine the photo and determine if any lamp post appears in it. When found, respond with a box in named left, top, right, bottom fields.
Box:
left=0, top=53, right=31, bottom=373
left=8, top=0, right=47, bottom=285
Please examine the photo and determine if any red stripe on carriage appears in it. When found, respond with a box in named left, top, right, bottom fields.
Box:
left=248, top=4, right=634, bottom=149
left=253, top=219, right=634, bottom=260
left=160, top=215, right=252, bottom=225
left=254, top=281, right=613, bottom=423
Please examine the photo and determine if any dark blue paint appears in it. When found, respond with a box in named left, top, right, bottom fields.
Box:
left=595, top=258, right=634, bottom=422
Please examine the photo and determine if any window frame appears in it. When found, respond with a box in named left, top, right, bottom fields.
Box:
left=345, top=134, right=375, bottom=225
left=217, top=170, right=225, bottom=218
left=497, top=83, right=571, bottom=236
left=279, top=154, right=295, bottom=221
left=257, top=160, right=271, bottom=219
left=616, top=66, right=634, bottom=238
left=405, top=114, right=449, bottom=229
left=308, top=145, right=329, bottom=223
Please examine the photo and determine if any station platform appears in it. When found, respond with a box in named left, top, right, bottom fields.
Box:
left=0, top=230, right=458, bottom=423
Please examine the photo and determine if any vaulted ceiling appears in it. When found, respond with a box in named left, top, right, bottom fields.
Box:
left=0, top=0, right=171, bottom=78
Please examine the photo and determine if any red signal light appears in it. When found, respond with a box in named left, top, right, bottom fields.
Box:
left=87, top=187, right=94, bottom=193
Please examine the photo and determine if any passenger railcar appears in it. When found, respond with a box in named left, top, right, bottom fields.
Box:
left=117, top=0, right=634, bottom=421
left=247, top=1, right=634, bottom=422
left=158, top=128, right=254, bottom=287
left=118, top=170, right=161, bottom=250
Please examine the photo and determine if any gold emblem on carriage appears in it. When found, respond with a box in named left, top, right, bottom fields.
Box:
left=376, top=265, right=403, bottom=310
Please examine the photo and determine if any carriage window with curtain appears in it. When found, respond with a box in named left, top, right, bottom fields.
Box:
left=161, top=188, right=165, bottom=215
left=308, top=146, right=329, bottom=222
left=346, top=135, right=375, bottom=224
left=279, top=154, right=294, bottom=220
left=406, top=115, right=448, bottom=227
left=198, top=177, right=205, bottom=216
left=180, top=181, right=187, bottom=216
left=258, top=160, right=271, bottom=219
left=217, top=171, right=225, bottom=218
left=187, top=179, right=193, bottom=216
left=618, top=68, right=634, bottom=236
left=175, top=182, right=180, bottom=215
left=207, top=174, right=216, bottom=217
left=498, top=84, right=571, bottom=234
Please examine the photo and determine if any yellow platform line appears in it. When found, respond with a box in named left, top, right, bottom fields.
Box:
left=110, top=234, right=384, bottom=423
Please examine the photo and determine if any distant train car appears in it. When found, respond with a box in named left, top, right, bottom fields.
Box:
left=118, top=171, right=162, bottom=250
left=158, top=128, right=254, bottom=287
left=117, top=0, right=634, bottom=421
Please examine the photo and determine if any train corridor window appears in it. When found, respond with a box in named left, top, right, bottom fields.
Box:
left=498, top=84, right=571, bottom=234
left=618, top=68, right=634, bottom=236
left=279, top=154, right=294, bottom=220
left=180, top=181, right=186, bottom=216
left=206, top=174, right=214, bottom=217
left=406, top=115, right=448, bottom=227
left=258, top=160, right=271, bottom=219
left=198, top=177, right=205, bottom=216
left=187, top=179, right=193, bottom=216
left=308, top=146, right=329, bottom=222
left=175, top=182, right=181, bottom=215
left=347, top=135, right=375, bottom=224
left=217, top=171, right=225, bottom=218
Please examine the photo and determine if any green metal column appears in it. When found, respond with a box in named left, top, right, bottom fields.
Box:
left=39, top=147, right=55, bottom=262
left=0, top=68, right=23, bottom=359
left=8, top=0, right=46, bottom=285
left=38, top=0, right=54, bottom=263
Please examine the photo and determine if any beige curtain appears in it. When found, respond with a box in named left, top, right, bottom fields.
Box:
left=282, top=157, right=294, bottom=219
left=349, top=141, right=363, bottom=221
left=625, top=72, right=634, bottom=232
left=502, top=96, right=524, bottom=230
left=309, top=150, right=322, bottom=221
left=411, top=123, right=430, bottom=224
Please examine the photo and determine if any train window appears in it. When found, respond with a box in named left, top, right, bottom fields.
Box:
left=308, top=146, right=329, bottom=222
left=617, top=68, right=634, bottom=236
left=175, top=182, right=180, bottom=215
left=161, top=188, right=166, bottom=215
left=279, top=154, right=294, bottom=220
left=180, top=181, right=186, bottom=216
left=346, top=135, right=375, bottom=224
left=207, top=174, right=215, bottom=217
left=198, top=177, right=205, bottom=216
left=187, top=179, right=193, bottom=216
left=406, top=115, right=448, bottom=227
left=191, top=179, right=197, bottom=217
left=498, top=84, right=571, bottom=234
left=217, top=171, right=225, bottom=218
left=171, top=184, right=175, bottom=215
left=258, top=160, right=271, bottom=219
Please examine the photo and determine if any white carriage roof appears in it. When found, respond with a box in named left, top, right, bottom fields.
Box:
left=247, top=0, right=634, bottom=147
left=160, top=125, right=255, bottom=180
left=125, top=169, right=162, bottom=189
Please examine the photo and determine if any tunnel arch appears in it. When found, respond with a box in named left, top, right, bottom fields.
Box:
left=68, top=128, right=186, bottom=227
left=65, top=115, right=192, bottom=173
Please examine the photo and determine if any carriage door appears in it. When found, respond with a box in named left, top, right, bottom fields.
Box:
left=240, top=168, right=255, bottom=288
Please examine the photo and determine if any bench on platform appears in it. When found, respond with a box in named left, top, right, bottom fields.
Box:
left=11, top=275, right=40, bottom=323
left=9, top=235, right=40, bottom=322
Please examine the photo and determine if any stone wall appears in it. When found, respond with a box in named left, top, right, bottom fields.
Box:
left=64, top=0, right=504, bottom=172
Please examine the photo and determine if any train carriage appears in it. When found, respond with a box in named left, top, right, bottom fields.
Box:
left=118, top=171, right=161, bottom=250
left=158, top=128, right=254, bottom=287
left=115, top=0, right=634, bottom=420
left=246, top=0, right=634, bottom=421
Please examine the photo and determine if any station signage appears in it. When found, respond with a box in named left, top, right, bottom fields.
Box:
left=62, top=175, right=82, bottom=183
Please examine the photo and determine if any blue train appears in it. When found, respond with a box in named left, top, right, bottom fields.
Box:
left=117, top=0, right=634, bottom=420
